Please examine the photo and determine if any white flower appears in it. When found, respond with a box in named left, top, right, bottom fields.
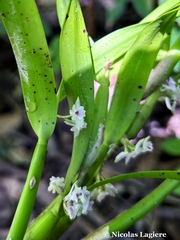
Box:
left=115, top=136, right=153, bottom=164
left=161, top=78, right=180, bottom=113
left=48, top=176, right=65, bottom=194
left=161, top=78, right=177, bottom=92
left=93, top=183, right=117, bottom=202
left=164, top=97, right=176, bottom=113
left=63, top=181, right=93, bottom=220
left=65, top=97, right=87, bottom=137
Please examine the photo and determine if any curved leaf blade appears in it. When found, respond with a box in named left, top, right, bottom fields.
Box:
left=104, top=9, right=178, bottom=145
left=59, top=0, right=94, bottom=192
left=0, top=0, right=58, bottom=141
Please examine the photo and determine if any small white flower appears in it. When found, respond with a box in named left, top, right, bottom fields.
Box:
left=65, top=97, right=87, bottom=137
left=93, top=183, right=117, bottom=202
left=63, top=181, right=93, bottom=220
left=161, top=78, right=180, bottom=113
left=161, top=78, right=178, bottom=93
left=48, top=176, right=65, bottom=194
left=114, top=151, right=134, bottom=164
left=115, top=136, right=153, bottom=164
left=134, top=136, right=153, bottom=154
left=70, top=97, right=86, bottom=122
left=165, top=97, right=176, bottom=113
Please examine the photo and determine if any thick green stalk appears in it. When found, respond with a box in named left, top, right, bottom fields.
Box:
left=82, top=177, right=180, bottom=239
left=24, top=195, right=65, bottom=240
left=24, top=194, right=73, bottom=240
left=7, top=139, right=48, bottom=240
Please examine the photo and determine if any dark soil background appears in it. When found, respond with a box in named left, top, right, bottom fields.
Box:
left=1, top=0, right=180, bottom=239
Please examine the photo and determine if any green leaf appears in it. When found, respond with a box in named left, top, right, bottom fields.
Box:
left=141, top=0, right=180, bottom=23
left=104, top=8, right=178, bottom=146
left=161, top=138, right=180, bottom=156
left=92, top=23, right=147, bottom=74
left=92, top=0, right=180, bottom=75
left=103, top=22, right=162, bottom=145
left=126, top=89, right=160, bottom=139
left=0, top=0, right=58, bottom=142
left=59, top=0, right=94, bottom=192
left=56, top=0, right=69, bottom=28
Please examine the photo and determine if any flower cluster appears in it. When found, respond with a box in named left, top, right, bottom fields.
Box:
left=161, top=78, right=180, bottom=113
left=92, top=183, right=117, bottom=202
left=63, top=182, right=94, bottom=220
left=48, top=176, right=65, bottom=194
left=115, top=136, right=153, bottom=164
left=65, top=97, right=87, bottom=137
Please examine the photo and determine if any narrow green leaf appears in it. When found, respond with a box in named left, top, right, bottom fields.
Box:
left=141, top=0, right=180, bottom=23
left=92, top=23, right=147, bottom=74
left=92, top=0, right=180, bottom=75
left=104, top=9, right=178, bottom=146
left=126, top=90, right=160, bottom=139
left=56, top=0, right=69, bottom=28
left=0, top=0, right=58, bottom=141
left=59, top=0, right=94, bottom=192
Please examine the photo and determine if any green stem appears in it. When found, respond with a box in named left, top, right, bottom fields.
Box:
left=24, top=194, right=73, bottom=240
left=7, top=138, right=48, bottom=240
left=88, top=170, right=180, bottom=191
left=57, top=114, right=71, bottom=119
left=24, top=195, right=64, bottom=240
left=82, top=177, right=180, bottom=239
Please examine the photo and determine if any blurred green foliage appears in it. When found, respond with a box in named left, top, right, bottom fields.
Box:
left=161, top=137, right=180, bottom=156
